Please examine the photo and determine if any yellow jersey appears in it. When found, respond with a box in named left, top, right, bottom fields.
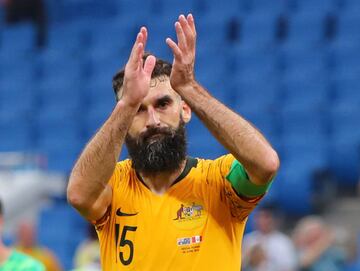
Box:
left=95, top=154, right=263, bottom=271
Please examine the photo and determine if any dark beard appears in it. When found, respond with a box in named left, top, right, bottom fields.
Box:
left=125, top=120, right=187, bottom=175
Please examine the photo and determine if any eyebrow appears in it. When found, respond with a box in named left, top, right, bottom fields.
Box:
left=154, top=95, right=173, bottom=107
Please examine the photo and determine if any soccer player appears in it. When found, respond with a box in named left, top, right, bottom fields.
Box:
left=0, top=200, right=45, bottom=270
left=67, top=14, right=279, bottom=270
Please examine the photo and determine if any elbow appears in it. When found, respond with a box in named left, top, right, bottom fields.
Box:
left=67, top=180, right=88, bottom=211
left=264, top=149, right=280, bottom=179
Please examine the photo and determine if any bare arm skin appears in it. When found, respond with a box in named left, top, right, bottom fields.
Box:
left=166, top=14, right=279, bottom=185
left=67, top=28, right=156, bottom=222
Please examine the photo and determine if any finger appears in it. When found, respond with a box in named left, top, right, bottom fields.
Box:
left=179, top=14, right=195, bottom=50
left=166, top=38, right=182, bottom=59
left=179, top=14, right=193, bottom=40
left=140, top=26, right=148, bottom=49
left=143, top=55, right=156, bottom=77
left=128, top=32, right=144, bottom=68
left=175, top=21, right=187, bottom=51
left=187, top=14, right=197, bottom=37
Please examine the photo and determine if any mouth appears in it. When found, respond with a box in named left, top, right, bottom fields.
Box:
left=143, top=133, right=165, bottom=143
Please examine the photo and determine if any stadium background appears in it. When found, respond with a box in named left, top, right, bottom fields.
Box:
left=0, top=0, right=359, bottom=269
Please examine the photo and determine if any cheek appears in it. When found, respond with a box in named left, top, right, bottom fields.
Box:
left=128, top=117, right=145, bottom=138
left=161, top=106, right=182, bottom=126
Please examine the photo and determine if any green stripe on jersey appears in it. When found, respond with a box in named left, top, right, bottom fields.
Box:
left=226, top=160, right=273, bottom=197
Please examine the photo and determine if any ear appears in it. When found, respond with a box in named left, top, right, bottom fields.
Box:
left=180, top=100, right=191, bottom=123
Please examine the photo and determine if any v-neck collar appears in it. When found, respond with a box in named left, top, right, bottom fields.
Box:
left=135, top=157, right=198, bottom=191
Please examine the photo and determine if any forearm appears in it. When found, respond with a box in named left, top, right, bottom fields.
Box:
left=67, top=100, right=138, bottom=209
left=177, top=81, right=279, bottom=184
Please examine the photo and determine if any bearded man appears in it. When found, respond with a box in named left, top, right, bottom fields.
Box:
left=67, top=14, right=279, bottom=271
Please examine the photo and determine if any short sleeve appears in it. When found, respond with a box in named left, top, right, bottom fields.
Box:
left=213, top=154, right=264, bottom=221
left=92, top=162, right=124, bottom=230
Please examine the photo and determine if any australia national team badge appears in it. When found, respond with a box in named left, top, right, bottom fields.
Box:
left=172, top=201, right=206, bottom=230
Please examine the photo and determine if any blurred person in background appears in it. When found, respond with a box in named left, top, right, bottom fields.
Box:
left=15, top=221, right=62, bottom=271
left=242, top=243, right=277, bottom=271
left=292, top=216, right=346, bottom=271
left=242, top=203, right=297, bottom=271
left=0, top=199, right=45, bottom=270
left=0, top=0, right=47, bottom=47
left=67, top=14, right=279, bottom=271
left=72, top=224, right=100, bottom=271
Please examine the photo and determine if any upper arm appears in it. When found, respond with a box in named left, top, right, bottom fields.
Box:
left=85, top=184, right=113, bottom=223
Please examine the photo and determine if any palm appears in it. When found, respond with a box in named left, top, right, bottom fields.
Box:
left=121, top=27, right=156, bottom=106
left=166, top=14, right=197, bottom=91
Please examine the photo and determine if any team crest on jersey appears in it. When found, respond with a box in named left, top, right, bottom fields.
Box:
left=172, top=201, right=206, bottom=230
left=173, top=202, right=204, bottom=221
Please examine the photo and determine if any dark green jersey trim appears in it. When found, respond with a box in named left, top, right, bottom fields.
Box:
left=172, top=157, right=198, bottom=185
left=135, top=157, right=198, bottom=189
left=226, top=160, right=273, bottom=197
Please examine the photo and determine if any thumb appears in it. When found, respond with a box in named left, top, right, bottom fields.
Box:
left=143, top=55, right=156, bottom=77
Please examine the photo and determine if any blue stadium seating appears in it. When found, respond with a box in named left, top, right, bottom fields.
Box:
left=291, top=0, right=338, bottom=13
left=240, top=12, right=279, bottom=50
left=248, top=0, right=288, bottom=15
left=283, top=11, right=328, bottom=49
left=0, top=23, right=35, bottom=52
left=329, top=106, right=360, bottom=184
left=187, top=116, right=227, bottom=159
left=0, top=119, right=33, bottom=152
left=276, top=163, right=313, bottom=215
left=336, top=10, right=360, bottom=44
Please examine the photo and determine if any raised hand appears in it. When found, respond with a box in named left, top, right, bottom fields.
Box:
left=166, top=14, right=197, bottom=91
left=122, top=27, right=156, bottom=107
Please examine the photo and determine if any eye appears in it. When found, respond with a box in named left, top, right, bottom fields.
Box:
left=158, top=100, right=169, bottom=109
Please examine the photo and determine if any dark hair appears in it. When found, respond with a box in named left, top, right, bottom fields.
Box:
left=112, top=52, right=172, bottom=101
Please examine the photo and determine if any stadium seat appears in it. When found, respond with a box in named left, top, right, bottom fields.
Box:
left=196, top=15, right=234, bottom=49
left=195, top=0, right=244, bottom=18
left=276, top=164, right=313, bottom=215
left=328, top=107, right=360, bottom=184
left=155, top=0, right=195, bottom=18
left=291, top=0, right=337, bottom=13
left=0, top=23, right=35, bottom=52
left=333, top=80, right=360, bottom=106
left=281, top=78, right=330, bottom=112
left=0, top=120, right=33, bottom=152
left=115, top=0, right=154, bottom=22
left=187, top=116, right=227, bottom=159
left=232, top=47, right=280, bottom=85
left=46, top=22, right=90, bottom=54
left=240, top=12, right=279, bottom=50
left=233, top=80, right=280, bottom=113
left=248, top=0, right=288, bottom=16
left=336, top=11, right=360, bottom=45
left=283, top=11, right=327, bottom=49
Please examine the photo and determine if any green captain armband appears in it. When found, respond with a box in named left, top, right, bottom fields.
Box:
left=226, top=160, right=273, bottom=197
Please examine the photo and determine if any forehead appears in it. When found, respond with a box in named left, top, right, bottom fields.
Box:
left=117, top=76, right=179, bottom=102
left=143, top=76, right=179, bottom=102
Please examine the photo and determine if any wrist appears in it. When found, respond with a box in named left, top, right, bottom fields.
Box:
left=175, top=79, right=198, bottom=94
left=117, top=97, right=141, bottom=110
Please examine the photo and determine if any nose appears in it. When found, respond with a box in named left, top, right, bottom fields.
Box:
left=145, top=107, right=161, bottom=128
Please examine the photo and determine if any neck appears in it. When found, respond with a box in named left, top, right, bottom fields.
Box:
left=139, top=159, right=187, bottom=195
left=0, top=241, right=11, bottom=265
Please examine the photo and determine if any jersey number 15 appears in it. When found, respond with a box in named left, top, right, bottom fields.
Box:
left=115, top=223, right=137, bottom=265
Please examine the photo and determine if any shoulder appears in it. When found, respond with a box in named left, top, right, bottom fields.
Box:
left=195, top=154, right=235, bottom=175
left=109, top=159, right=133, bottom=187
